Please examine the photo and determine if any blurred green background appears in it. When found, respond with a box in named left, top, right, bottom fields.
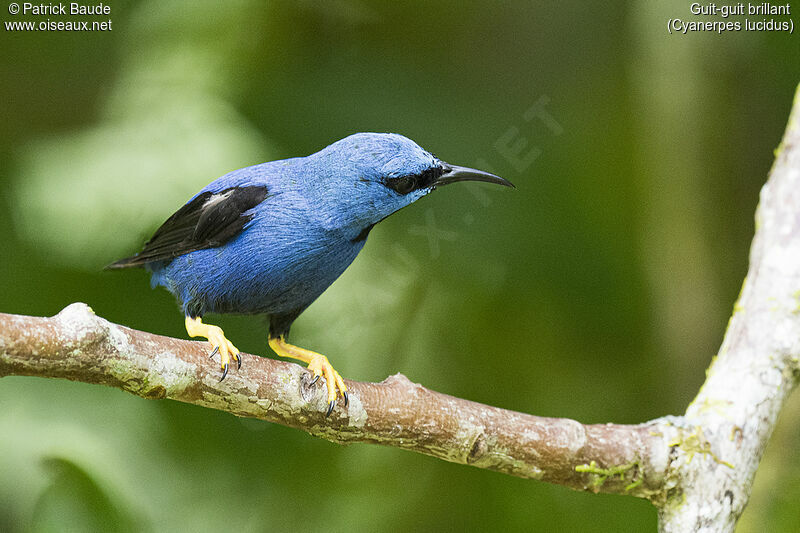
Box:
left=1, top=1, right=798, bottom=531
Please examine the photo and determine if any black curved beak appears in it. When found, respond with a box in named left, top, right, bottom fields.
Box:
left=435, top=164, right=515, bottom=188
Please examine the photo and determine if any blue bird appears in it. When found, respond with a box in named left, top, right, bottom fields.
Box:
left=109, top=133, right=513, bottom=415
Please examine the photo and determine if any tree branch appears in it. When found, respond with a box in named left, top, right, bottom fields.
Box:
left=1, top=85, right=799, bottom=532
left=0, top=303, right=674, bottom=497
left=656, top=85, right=800, bottom=531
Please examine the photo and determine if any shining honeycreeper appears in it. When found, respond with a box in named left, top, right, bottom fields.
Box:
left=109, top=133, right=513, bottom=416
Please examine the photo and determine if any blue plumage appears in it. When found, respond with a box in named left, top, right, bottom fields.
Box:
left=149, top=133, right=435, bottom=321
left=110, top=132, right=512, bottom=413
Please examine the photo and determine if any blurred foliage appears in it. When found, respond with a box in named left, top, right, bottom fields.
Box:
left=1, top=0, right=798, bottom=531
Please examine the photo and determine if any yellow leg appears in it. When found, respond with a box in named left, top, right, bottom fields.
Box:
left=268, top=336, right=348, bottom=416
left=185, top=316, right=241, bottom=381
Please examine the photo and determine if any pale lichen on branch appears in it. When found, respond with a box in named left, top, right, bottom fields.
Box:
left=0, top=301, right=674, bottom=497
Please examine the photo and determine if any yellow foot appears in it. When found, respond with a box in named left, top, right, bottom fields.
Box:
left=185, top=316, right=241, bottom=381
left=268, top=336, right=348, bottom=416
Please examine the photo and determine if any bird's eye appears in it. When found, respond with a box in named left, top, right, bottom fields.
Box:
left=385, top=176, right=417, bottom=195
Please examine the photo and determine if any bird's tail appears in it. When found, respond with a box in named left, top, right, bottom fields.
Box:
left=104, top=255, right=147, bottom=269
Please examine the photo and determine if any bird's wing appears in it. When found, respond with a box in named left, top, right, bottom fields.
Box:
left=107, top=185, right=269, bottom=268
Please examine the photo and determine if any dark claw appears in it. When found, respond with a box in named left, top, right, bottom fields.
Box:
left=219, top=363, right=229, bottom=382
left=236, top=354, right=242, bottom=370
left=209, top=346, right=219, bottom=359
left=326, top=400, right=335, bottom=417
left=310, top=375, right=320, bottom=385
left=343, top=391, right=349, bottom=407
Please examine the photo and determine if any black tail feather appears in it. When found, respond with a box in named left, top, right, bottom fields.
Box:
left=104, top=255, right=147, bottom=270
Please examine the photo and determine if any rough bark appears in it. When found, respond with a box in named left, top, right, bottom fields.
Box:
left=0, top=303, right=676, bottom=497
left=1, top=86, right=799, bottom=532
left=656, top=85, right=800, bottom=531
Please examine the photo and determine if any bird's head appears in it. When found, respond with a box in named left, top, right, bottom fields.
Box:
left=305, top=132, right=513, bottom=236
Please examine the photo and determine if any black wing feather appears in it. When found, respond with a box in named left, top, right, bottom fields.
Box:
left=107, top=185, right=269, bottom=269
